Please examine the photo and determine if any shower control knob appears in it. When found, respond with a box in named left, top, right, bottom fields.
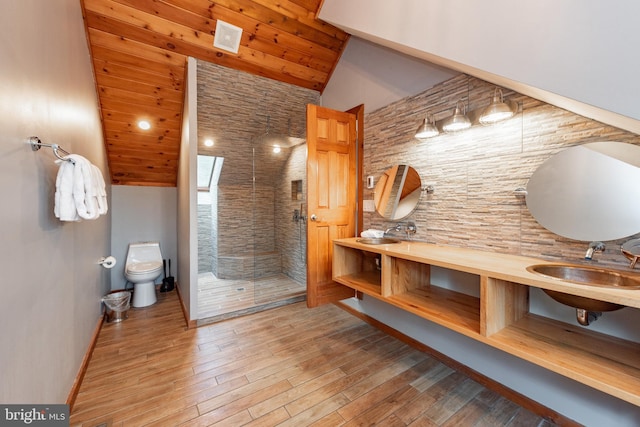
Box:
left=310, top=214, right=317, bottom=221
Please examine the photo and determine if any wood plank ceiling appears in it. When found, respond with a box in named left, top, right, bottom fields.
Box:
left=80, top=0, right=350, bottom=186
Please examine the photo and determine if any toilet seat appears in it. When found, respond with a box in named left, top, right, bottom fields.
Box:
left=126, top=261, right=162, bottom=274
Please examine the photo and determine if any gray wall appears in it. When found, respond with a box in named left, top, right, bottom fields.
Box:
left=325, top=40, right=640, bottom=425
left=0, top=0, right=110, bottom=403
left=110, top=186, right=178, bottom=290
left=322, top=37, right=458, bottom=113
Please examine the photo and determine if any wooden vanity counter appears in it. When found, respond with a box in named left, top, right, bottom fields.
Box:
left=333, top=237, right=640, bottom=406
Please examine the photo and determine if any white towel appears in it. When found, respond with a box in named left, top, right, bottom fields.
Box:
left=54, top=159, right=80, bottom=221
left=361, top=229, right=385, bottom=238
left=92, top=164, right=108, bottom=215
left=54, top=155, right=107, bottom=221
left=68, top=154, right=100, bottom=220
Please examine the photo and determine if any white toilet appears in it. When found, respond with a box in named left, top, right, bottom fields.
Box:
left=125, top=242, right=163, bottom=308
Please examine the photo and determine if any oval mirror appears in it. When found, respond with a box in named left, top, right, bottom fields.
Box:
left=374, top=165, right=422, bottom=220
left=526, top=141, right=640, bottom=241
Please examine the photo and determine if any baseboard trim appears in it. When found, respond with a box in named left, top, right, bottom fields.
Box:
left=335, top=301, right=580, bottom=427
left=175, top=283, right=197, bottom=329
left=66, top=313, right=104, bottom=411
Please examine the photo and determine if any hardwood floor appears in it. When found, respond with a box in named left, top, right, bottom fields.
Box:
left=197, top=272, right=306, bottom=320
left=70, top=291, right=558, bottom=426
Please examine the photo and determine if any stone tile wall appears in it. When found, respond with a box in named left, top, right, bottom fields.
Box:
left=276, top=143, right=308, bottom=284
left=196, top=61, right=319, bottom=281
left=197, top=203, right=213, bottom=273
left=364, top=74, right=640, bottom=270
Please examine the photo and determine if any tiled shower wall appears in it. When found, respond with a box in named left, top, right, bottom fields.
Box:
left=364, top=74, right=640, bottom=270
left=276, top=144, right=308, bottom=284
left=196, top=61, right=319, bottom=281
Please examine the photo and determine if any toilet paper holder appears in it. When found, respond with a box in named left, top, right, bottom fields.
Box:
left=99, top=256, right=117, bottom=269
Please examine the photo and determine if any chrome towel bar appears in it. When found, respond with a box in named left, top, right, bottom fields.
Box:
left=29, top=136, right=74, bottom=163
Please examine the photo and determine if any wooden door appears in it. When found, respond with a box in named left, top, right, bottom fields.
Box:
left=306, top=104, right=360, bottom=307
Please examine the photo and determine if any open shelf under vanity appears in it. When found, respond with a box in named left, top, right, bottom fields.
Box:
left=333, top=238, right=640, bottom=406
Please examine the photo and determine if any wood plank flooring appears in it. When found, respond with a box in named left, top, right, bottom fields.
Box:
left=70, top=291, right=558, bottom=426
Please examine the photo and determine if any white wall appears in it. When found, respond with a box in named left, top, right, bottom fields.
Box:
left=320, top=0, right=640, bottom=134
left=322, top=37, right=457, bottom=112
left=177, top=57, right=199, bottom=321
left=0, top=0, right=110, bottom=403
left=323, top=38, right=640, bottom=426
left=110, top=186, right=177, bottom=290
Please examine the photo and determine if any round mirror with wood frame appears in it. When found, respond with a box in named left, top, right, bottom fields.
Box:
left=374, top=165, right=422, bottom=220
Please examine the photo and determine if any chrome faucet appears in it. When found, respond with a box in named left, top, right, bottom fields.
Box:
left=585, top=241, right=605, bottom=260
left=384, top=223, right=403, bottom=235
left=384, top=222, right=418, bottom=240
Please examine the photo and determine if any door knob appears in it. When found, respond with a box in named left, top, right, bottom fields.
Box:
left=310, top=214, right=317, bottom=221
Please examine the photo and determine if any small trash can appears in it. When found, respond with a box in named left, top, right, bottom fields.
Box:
left=102, top=290, right=131, bottom=323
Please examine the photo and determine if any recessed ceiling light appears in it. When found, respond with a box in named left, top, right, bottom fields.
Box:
left=273, top=145, right=281, bottom=154
left=204, top=138, right=214, bottom=147
left=138, top=120, right=151, bottom=130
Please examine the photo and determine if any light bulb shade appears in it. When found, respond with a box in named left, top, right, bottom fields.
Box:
left=415, top=116, right=439, bottom=140
left=442, top=103, right=471, bottom=133
left=479, top=89, right=515, bottom=124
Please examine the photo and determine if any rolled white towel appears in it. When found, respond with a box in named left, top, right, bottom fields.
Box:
left=54, top=159, right=80, bottom=221
left=361, top=229, right=385, bottom=238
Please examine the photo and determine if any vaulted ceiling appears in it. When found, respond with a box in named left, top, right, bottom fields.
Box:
left=80, top=0, right=350, bottom=186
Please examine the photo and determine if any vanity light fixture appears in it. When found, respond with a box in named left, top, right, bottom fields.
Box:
left=414, top=113, right=439, bottom=140
left=442, top=101, right=471, bottom=133
left=137, top=120, right=151, bottom=130
left=479, top=88, right=515, bottom=125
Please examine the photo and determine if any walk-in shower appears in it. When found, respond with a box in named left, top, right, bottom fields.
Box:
left=195, top=60, right=320, bottom=321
